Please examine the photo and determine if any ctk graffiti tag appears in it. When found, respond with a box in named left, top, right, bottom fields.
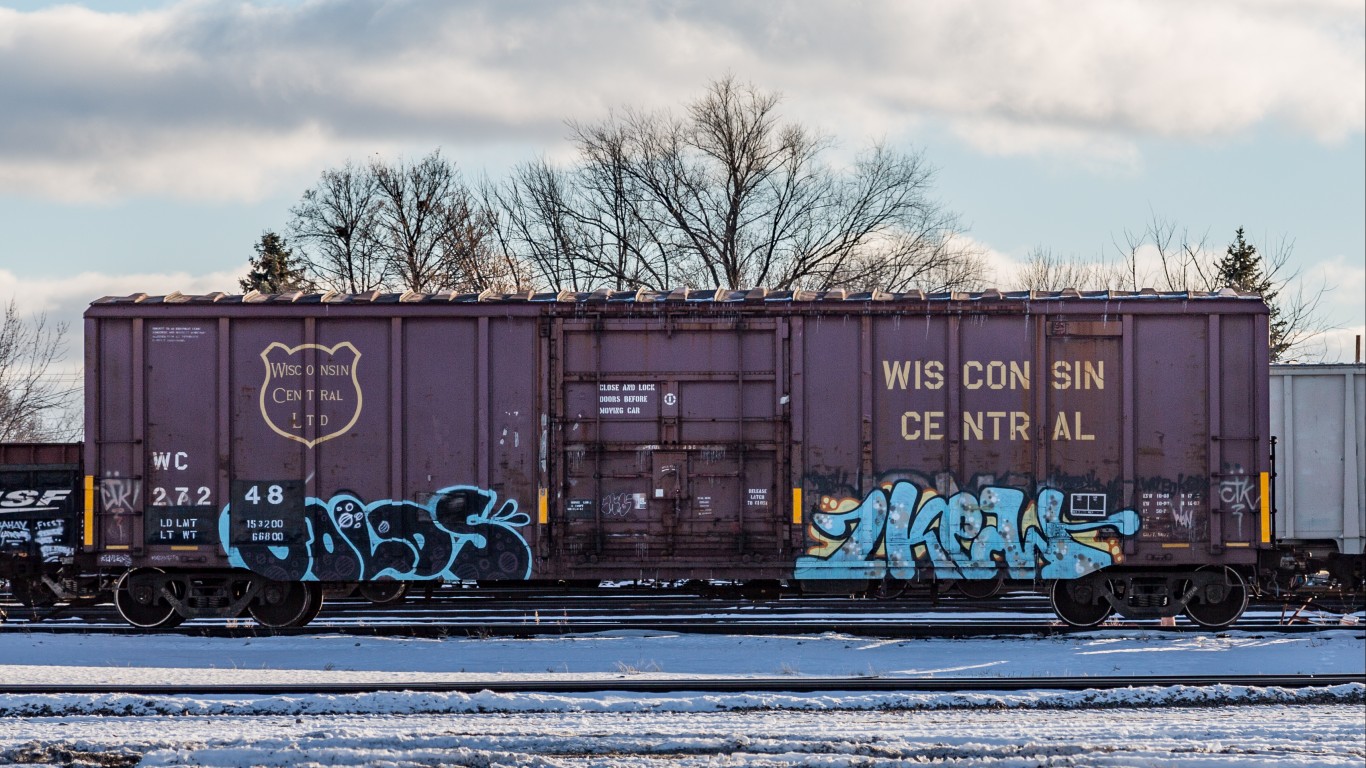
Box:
left=259, top=342, right=363, bottom=448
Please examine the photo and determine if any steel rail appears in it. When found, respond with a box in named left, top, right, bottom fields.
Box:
left=4, top=592, right=1360, bottom=635
left=1, top=617, right=1360, bottom=638
left=2, top=674, right=1361, bottom=697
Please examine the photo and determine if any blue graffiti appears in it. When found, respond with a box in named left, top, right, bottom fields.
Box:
left=795, top=480, right=1139, bottom=581
left=218, top=485, right=532, bottom=582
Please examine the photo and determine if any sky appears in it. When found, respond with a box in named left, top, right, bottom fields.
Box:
left=0, top=0, right=1363, bottom=362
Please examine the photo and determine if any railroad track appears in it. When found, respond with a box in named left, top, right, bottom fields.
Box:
left=2, top=613, right=1357, bottom=638
left=4, top=589, right=1360, bottom=636
left=4, top=673, right=1362, bottom=696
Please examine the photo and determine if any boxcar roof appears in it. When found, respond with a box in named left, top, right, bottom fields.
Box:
left=89, top=287, right=1269, bottom=307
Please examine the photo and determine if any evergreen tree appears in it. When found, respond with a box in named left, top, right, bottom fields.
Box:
left=1217, top=227, right=1288, bottom=360
left=240, top=232, right=313, bottom=293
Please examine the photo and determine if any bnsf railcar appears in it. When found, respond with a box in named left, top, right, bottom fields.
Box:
left=0, top=443, right=82, bottom=607
left=4, top=289, right=1289, bottom=628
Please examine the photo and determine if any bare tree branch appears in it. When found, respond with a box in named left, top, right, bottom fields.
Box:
left=1015, top=246, right=1125, bottom=292
left=288, top=161, right=389, bottom=293
left=0, top=300, right=79, bottom=441
left=1106, top=216, right=1331, bottom=361
left=493, top=75, right=981, bottom=292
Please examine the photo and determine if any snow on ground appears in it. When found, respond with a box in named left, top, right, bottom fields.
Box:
left=3, top=703, right=1365, bottom=767
left=1, top=629, right=1363, bottom=766
left=1, top=628, right=1362, bottom=686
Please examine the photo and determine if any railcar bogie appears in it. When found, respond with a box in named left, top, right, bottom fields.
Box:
left=1044, top=567, right=1256, bottom=628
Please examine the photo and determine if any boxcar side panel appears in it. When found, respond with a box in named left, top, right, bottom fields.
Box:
left=1212, top=313, right=1270, bottom=549
left=402, top=318, right=480, bottom=499
left=142, top=319, right=221, bottom=556
left=955, top=314, right=1036, bottom=480
left=93, top=318, right=139, bottom=556
left=227, top=317, right=309, bottom=580
left=1131, top=314, right=1211, bottom=550
left=794, top=314, right=869, bottom=580
left=870, top=314, right=953, bottom=486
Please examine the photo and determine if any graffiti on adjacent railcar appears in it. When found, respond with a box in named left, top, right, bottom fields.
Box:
left=1218, top=463, right=1260, bottom=540
left=220, top=484, right=532, bottom=582
left=795, top=473, right=1140, bottom=581
left=0, top=484, right=77, bottom=562
left=0, top=519, right=74, bottom=561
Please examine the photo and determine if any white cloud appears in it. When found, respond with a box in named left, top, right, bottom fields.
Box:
left=0, top=267, right=246, bottom=334
left=0, top=122, right=387, bottom=203
left=946, top=120, right=1142, bottom=173
left=0, top=0, right=1360, bottom=202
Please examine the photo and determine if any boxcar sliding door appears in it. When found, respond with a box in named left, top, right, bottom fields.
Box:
left=550, top=311, right=789, bottom=577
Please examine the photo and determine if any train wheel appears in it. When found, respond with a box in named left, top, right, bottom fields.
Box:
left=955, top=577, right=1004, bottom=600
left=870, top=577, right=907, bottom=600
left=114, top=569, right=185, bottom=629
left=1182, top=566, right=1248, bottom=629
left=357, top=581, right=408, bottom=605
left=249, top=581, right=317, bottom=628
left=1050, top=578, right=1114, bottom=627
left=289, top=583, right=324, bottom=627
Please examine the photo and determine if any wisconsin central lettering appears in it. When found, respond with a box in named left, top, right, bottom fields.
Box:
left=899, top=411, right=1031, bottom=441
left=883, top=358, right=1104, bottom=442
left=269, top=357, right=353, bottom=415
left=271, top=388, right=345, bottom=403
left=269, top=361, right=352, bottom=377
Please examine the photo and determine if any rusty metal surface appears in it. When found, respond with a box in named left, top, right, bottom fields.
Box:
left=83, top=290, right=1270, bottom=584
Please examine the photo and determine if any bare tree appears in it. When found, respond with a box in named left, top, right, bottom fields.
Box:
left=288, top=161, right=389, bottom=293
left=289, top=152, right=514, bottom=294
left=0, top=300, right=78, bottom=441
left=1111, top=213, right=1329, bottom=361
left=484, top=159, right=600, bottom=290
left=370, top=150, right=514, bottom=293
left=435, top=186, right=526, bottom=293
left=490, top=75, right=982, bottom=292
left=1112, top=213, right=1219, bottom=292
left=1015, top=246, right=1124, bottom=292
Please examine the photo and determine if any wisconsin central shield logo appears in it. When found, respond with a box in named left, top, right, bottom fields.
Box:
left=259, top=342, right=363, bottom=448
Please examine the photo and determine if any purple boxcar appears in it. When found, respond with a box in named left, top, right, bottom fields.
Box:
left=79, top=288, right=1272, bottom=627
